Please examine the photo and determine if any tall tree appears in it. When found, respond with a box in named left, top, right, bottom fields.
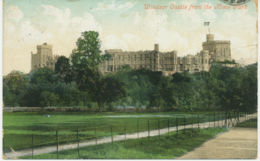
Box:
left=55, top=56, right=72, bottom=83
left=70, top=31, right=117, bottom=110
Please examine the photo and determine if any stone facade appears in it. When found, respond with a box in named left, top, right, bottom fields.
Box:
left=202, top=34, right=231, bottom=62
left=99, top=34, right=231, bottom=75
left=31, top=43, right=58, bottom=71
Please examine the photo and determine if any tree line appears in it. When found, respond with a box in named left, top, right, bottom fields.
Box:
left=3, top=31, right=257, bottom=112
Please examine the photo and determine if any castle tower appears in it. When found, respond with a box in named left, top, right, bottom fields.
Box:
left=206, top=34, right=214, bottom=42
left=202, top=34, right=231, bottom=62
left=154, top=43, right=159, bottom=52
left=31, top=43, right=55, bottom=71
left=154, top=44, right=160, bottom=71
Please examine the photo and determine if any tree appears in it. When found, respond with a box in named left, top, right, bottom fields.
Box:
left=71, top=31, right=104, bottom=71
left=71, top=31, right=103, bottom=90
left=22, top=68, right=59, bottom=107
left=3, top=71, right=28, bottom=106
left=40, top=91, right=59, bottom=107
left=95, top=76, right=126, bottom=110
left=171, top=72, right=194, bottom=111
left=240, top=64, right=257, bottom=112
left=70, top=31, right=117, bottom=110
left=55, top=56, right=72, bottom=83
left=30, top=67, right=58, bottom=85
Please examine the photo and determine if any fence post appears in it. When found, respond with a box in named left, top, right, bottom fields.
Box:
left=223, top=112, right=225, bottom=127
left=111, top=127, right=113, bottom=144
left=197, top=114, right=200, bottom=130
left=56, top=130, right=59, bottom=159
left=191, top=115, right=194, bottom=135
left=191, top=115, right=194, bottom=129
left=95, top=128, right=97, bottom=145
left=124, top=124, right=127, bottom=144
left=220, top=112, right=223, bottom=128
left=214, top=112, right=216, bottom=127
left=208, top=114, right=210, bottom=128
left=137, top=119, right=139, bottom=139
left=158, top=120, right=160, bottom=138
left=224, top=112, right=226, bottom=127
left=218, top=112, right=220, bottom=127
left=3, top=135, right=5, bottom=154
left=148, top=120, right=150, bottom=138
left=77, top=129, right=80, bottom=158
left=239, top=111, right=241, bottom=123
left=32, top=134, right=34, bottom=159
left=176, top=117, right=178, bottom=136
left=168, top=119, right=170, bottom=135
left=183, top=116, right=186, bottom=133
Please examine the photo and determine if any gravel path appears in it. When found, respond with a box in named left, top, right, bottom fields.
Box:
left=178, top=127, right=257, bottom=159
left=4, top=113, right=256, bottom=159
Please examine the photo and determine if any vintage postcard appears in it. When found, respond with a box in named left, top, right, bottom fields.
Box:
left=2, top=0, right=258, bottom=159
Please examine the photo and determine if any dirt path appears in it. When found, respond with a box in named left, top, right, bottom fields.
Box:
left=3, top=113, right=256, bottom=159
left=178, top=128, right=257, bottom=159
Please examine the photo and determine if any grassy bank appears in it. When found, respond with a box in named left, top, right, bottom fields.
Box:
left=21, top=128, right=226, bottom=159
left=236, top=118, right=257, bottom=128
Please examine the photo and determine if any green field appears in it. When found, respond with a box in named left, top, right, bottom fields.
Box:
left=3, top=111, right=230, bottom=152
left=21, top=128, right=227, bottom=159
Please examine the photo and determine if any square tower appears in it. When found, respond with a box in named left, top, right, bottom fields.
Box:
left=31, top=43, right=55, bottom=71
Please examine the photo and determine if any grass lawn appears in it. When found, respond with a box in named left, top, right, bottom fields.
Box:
left=236, top=118, right=257, bottom=128
left=20, top=128, right=227, bottom=159
left=2, top=111, right=233, bottom=152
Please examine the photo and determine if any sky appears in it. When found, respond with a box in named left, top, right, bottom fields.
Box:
left=3, top=0, right=258, bottom=75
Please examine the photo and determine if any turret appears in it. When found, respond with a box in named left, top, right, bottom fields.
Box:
left=154, top=43, right=159, bottom=52
left=206, top=34, right=214, bottom=42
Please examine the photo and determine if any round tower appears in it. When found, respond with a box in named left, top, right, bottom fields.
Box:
left=206, top=34, right=214, bottom=42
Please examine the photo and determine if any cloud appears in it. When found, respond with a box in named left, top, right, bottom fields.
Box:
left=95, top=1, right=134, bottom=11
left=6, top=6, right=23, bottom=23
left=20, top=21, right=52, bottom=42
left=102, top=34, right=129, bottom=50
left=41, top=4, right=71, bottom=33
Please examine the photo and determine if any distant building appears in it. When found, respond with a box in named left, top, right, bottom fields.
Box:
left=31, top=43, right=58, bottom=71
left=99, top=34, right=231, bottom=75
left=202, top=34, right=231, bottom=62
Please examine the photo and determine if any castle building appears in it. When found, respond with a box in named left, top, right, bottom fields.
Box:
left=31, top=43, right=58, bottom=71
left=99, top=34, right=230, bottom=75
left=202, top=34, right=231, bottom=62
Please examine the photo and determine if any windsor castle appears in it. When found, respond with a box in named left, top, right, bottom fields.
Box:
left=31, top=34, right=233, bottom=75
left=99, top=34, right=232, bottom=76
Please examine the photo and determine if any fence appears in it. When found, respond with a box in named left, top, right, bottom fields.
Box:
left=3, top=112, right=256, bottom=159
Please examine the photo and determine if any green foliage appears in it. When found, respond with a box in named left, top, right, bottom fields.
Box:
left=71, top=31, right=103, bottom=70
left=55, top=56, right=72, bottom=83
left=3, top=71, right=28, bottom=106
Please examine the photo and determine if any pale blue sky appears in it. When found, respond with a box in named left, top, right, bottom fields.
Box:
left=3, top=0, right=258, bottom=74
